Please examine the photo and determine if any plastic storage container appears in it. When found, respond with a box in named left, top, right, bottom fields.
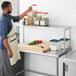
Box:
left=23, top=14, right=29, bottom=25
left=31, top=4, right=37, bottom=19
left=40, top=12, right=45, bottom=26
left=49, top=39, right=60, bottom=51
left=34, top=12, right=42, bottom=26
left=31, top=4, right=37, bottom=10
left=41, top=12, right=49, bottom=26
left=60, top=38, right=70, bottom=49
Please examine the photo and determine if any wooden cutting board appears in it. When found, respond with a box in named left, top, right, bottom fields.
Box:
left=19, top=42, right=50, bottom=53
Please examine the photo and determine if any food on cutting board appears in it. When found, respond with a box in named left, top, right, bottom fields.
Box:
left=28, top=40, right=43, bottom=45
left=19, top=40, right=50, bottom=53
left=37, top=40, right=43, bottom=43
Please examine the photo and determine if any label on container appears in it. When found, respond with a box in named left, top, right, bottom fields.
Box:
left=34, top=20, right=39, bottom=25
left=40, top=20, right=45, bottom=26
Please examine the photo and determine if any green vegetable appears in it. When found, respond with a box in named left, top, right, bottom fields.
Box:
left=28, top=40, right=39, bottom=45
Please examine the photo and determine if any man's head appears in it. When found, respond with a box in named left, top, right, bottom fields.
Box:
left=1, top=1, right=12, bottom=14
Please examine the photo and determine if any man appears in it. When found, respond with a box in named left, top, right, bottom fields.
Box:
left=0, top=1, right=32, bottom=76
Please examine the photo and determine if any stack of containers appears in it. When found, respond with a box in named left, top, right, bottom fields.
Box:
left=49, top=38, right=70, bottom=51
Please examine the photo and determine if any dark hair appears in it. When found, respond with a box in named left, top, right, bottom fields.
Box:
left=1, top=1, right=11, bottom=10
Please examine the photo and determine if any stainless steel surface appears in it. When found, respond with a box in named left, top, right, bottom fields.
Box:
left=25, top=69, right=56, bottom=76
left=19, top=45, right=72, bottom=58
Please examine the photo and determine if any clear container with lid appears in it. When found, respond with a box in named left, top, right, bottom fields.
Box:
left=34, top=12, right=42, bottom=26
left=42, top=12, right=49, bottom=26
left=24, top=14, right=32, bottom=25
left=27, top=4, right=37, bottom=18
left=34, top=19, right=39, bottom=26
left=60, top=38, right=70, bottom=49
left=42, top=12, right=48, bottom=18
left=31, top=4, right=37, bottom=10
left=40, top=12, right=45, bottom=26
left=36, top=12, right=42, bottom=21
left=23, top=14, right=28, bottom=25
left=49, top=39, right=60, bottom=51
left=31, top=4, right=37, bottom=18
left=40, top=19, right=45, bottom=26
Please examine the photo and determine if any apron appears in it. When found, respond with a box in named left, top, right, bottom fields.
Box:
left=7, top=20, right=21, bottom=65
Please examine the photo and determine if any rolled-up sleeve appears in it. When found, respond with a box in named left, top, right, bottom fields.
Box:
left=0, top=20, right=8, bottom=41
left=11, top=16, right=20, bottom=22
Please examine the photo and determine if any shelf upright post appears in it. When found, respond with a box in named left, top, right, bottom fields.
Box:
left=69, top=27, right=72, bottom=49
left=64, top=28, right=66, bottom=52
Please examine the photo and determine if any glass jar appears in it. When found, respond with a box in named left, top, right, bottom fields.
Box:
left=60, top=38, right=70, bottom=49
left=49, top=39, right=60, bottom=51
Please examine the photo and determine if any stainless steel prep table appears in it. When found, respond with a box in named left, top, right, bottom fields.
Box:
left=19, top=44, right=71, bottom=76
left=15, top=23, right=72, bottom=76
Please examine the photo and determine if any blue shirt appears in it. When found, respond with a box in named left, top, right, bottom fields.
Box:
left=0, top=14, right=19, bottom=50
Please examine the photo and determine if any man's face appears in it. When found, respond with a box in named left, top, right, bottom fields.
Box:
left=7, top=4, right=12, bottom=14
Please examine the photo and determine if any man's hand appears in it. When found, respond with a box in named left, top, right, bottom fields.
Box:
left=7, top=50, right=13, bottom=58
left=19, top=6, right=32, bottom=20
left=26, top=6, right=32, bottom=13
left=3, top=38, right=13, bottom=58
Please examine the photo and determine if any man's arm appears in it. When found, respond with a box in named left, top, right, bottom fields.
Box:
left=19, top=6, right=32, bottom=20
left=3, top=38, right=13, bottom=58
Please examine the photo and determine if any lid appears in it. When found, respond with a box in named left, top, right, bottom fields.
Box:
left=25, top=14, right=28, bottom=16
left=49, top=39, right=60, bottom=43
left=60, top=38, right=70, bottom=41
left=42, top=12, right=48, bottom=14
left=31, top=4, right=37, bottom=6
left=36, top=12, right=42, bottom=14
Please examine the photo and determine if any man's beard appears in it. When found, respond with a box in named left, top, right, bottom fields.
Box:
left=7, top=11, right=12, bottom=14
